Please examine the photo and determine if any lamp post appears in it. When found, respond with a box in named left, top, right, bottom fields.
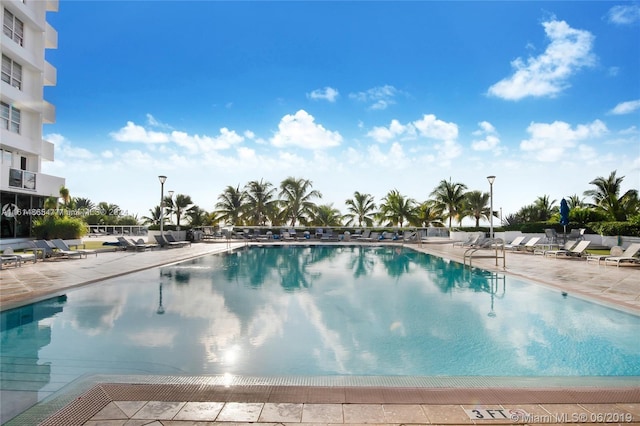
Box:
left=158, top=175, right=167, bottom=237
left=487, top=175, right=495, bottom=239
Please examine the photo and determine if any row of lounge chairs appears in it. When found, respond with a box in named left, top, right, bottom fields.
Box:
left=451, top=234, right=640, bottom=266
left=1, top=239, right=98, bottom=268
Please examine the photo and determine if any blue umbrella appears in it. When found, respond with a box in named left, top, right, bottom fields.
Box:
left=560, top=198, right=570, bottom=242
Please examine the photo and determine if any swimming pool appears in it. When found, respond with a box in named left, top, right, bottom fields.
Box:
left=1, top=245, right=639, bottom=399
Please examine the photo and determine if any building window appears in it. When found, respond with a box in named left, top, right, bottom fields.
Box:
left=1, top=101, right=21, bottom=133
left=3, top=9, right=24, bottom=46
left=2, top=55, right=22, bottom=90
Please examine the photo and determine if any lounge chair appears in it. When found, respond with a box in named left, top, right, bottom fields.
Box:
left=36, top=240, right=84, bottom=259
left=154, top=235, right=184, bottom=248
left=52, top=239, right=97, bottom=257
left=534, top=240, right=576, bottom=256
left=321, top=229, right=338, bottom=241
left=453, top=232, right=483, bottom=247
left=0, top=254, right=21, bottom=269
left=568, top=228, right=586, bottom=241
left=1, top=247, right=36, bottom=264
left=599, top=243, right=640, bottom=267
left=356, top=229, right=372, bottom=241
left=118, top=236, right=149, bottom=251
left=544, top=228, right=559, bottom=245
left=165, top=233, right=191, bottom=247
left=503, top=236, right=526, bottom=250
left=511, top=237, right=540, bottom=253
left=545, top=240, right=591, bottom=258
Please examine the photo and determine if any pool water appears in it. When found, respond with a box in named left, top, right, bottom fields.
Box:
left=1, top=245, right=639, bottom=391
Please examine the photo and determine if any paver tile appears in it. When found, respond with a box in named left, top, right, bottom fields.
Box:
left=130, top=401, right=185, bottom=420
left=216, top=402, right=264, bottom=422
left=259, top=402, right=304, bottom=422
left=383, top=404, right=428, bottom=423
left=342, top=404, right=385, bottom=423
left=173, top=401, right=225, bottom=421
left=302, top=403, right=344, bottom=423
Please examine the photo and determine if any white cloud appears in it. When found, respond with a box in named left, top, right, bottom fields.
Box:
left=609, top=99, right=640, bottom=115
left=270, top=109, right=342, bottom=149
left=307, top=87, right=339, bottom=102
left=471, top=121, right=503, bottom=154
left=110, top=121, right=171, bottom=144
left=520, top=119, right=608, bottom=162
left=412, top=114, right=458, bottom=140
left=488, top=19, right=595, bottom=100
left=146, top=113, right=172, bottom=129
left=45, top=133, right=95, bottom=160
left=349, top=85, right=401, bottom=110
left=366, top=119, right=411, bottom=143
left=607, top=4, right=640, bottom=25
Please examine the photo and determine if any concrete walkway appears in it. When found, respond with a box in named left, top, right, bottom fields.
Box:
left=1, top=239, right=639, bottom=425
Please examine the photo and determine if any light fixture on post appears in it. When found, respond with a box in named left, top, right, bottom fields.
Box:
left=487, top=175, right=496, bottom=239
left=158, top=175, right=167, bottom=238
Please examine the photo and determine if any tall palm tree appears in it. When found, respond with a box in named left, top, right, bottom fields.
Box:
left=165, top=194, right=194, bottom=227
left=534, top=195, right=557, bottom=221
left=376, top=189, right=416, bottom=227
left=310, top=204, right=343, bottom=226
left=429, top=179, right=468, bottom=228
left=74, top=197, right=94, bottom=210
left=142, top=205, right=163, bottom=226
left=584, top=171, right=639, bottom=221
left=244, top=179, right=277, bottom=226
left=566, top=194, right=585, bottom=209
left=215, top=185, right=246, bottom=225
left=278, top=177, right=322, bottom=227
left=186, top=206, right=210, bottom=227
left=464, top=190, right=492, bottom=227
left=59, top=185, right=72, bottom=208
left=344, top=191, right=376, bottom=227
left=411, top=201, right=443, bottom=227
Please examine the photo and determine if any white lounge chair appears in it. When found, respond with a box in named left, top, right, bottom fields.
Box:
left=601, top=243, right=640, bottom=267
left=1, top=247, right=36, bottom=264
left=504, top=236, right=526, bottom=250
left=511, top=237, right=540, bottom=253
left=545, top=240, right=591, bottom=258
left=534, top=240, right=576, bottom=256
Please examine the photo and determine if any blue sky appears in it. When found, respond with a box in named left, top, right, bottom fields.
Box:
left=42, top=1, right=640, bottom=224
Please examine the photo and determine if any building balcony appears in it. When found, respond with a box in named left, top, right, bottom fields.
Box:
left=0, top=164, right=65, bottom=197
left=44, top=61, right=57, bottom=86
left=43, top=100, right=56, bottom=124
left=45, top=22, right=58, bottom=49
left=46, top=0, right=59, bottom=12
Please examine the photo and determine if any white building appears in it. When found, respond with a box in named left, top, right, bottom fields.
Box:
left=1, top=0, right=64, bottom=238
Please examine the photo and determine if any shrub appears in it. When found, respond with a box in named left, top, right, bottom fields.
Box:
left=588, top=221, right=640, bottom=237
left=32, top=216, right=88, bottom=239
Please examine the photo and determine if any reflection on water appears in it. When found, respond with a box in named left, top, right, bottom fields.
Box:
left=2, top=246, right=639, bottom=384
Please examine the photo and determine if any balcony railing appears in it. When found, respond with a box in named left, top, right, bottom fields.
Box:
left=9, top=168, right=36, bottom=190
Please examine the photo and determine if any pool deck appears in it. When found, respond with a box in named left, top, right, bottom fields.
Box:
left=1, top=238, right=639, bottom=425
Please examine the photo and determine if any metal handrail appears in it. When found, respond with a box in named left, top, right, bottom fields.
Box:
left=464, top=238, right=506, bottom=268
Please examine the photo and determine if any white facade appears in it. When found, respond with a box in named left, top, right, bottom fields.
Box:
left=1, top=0, right=64, bottom=237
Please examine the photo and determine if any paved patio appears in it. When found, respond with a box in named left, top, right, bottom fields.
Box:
left=1, top=238, right=639, bottom=425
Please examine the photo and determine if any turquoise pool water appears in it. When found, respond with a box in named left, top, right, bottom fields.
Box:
left=2, top=245, right=639, bottom=390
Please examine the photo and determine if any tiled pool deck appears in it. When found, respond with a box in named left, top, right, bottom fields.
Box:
left=1, top=238, right=639, bottom=425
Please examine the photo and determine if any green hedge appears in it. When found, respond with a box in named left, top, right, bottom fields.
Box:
left=32, top=216, right=88, bottom=239
left=588, top=221, right=640, bottom=237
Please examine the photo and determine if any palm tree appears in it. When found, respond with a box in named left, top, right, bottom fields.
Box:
left=59, top=185, right=72, bottom=208
left=244, top=179, right=277, bottom=226
left=429, top=179, right=468, bottom=228
left=464, top=190, right=492, bottom=227
left=215, top=185, right=246, bottom=225
left=165, top=194, right=194, bottom=227
left=186, top=206, right=210, bottom=227
left=533, top=195, right=557, bottom=221
left=376, top=189, right=416, bottom=227
left=142, top=206, right=163, bottom=226
left=310, top=204, right=343, bottom=226
left=411, top=201, right=443, bottom=227
left=74, top=197, right=94, bottom=210
left=566, top=194, right=585, bottom=210
left=278, top=177, right=322, bottom=227
left=584, top=171, right=639, bottom=221
left=344, top=191, right=376, bottom=227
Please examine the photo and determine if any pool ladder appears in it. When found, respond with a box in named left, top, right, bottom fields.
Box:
left=463, top=238, right=506, bottom=268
